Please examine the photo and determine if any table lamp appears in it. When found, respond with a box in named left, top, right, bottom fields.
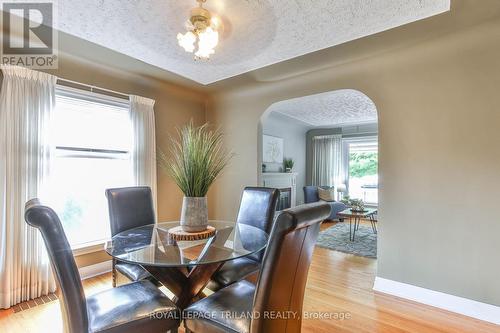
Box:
left=337, top=184, right=347, bottom=201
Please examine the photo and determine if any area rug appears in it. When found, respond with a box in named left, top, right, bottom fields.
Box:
left=316, top=223, right=377, bottom=258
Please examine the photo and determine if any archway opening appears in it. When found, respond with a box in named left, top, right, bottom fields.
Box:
left=258, top=89, right=379, bottom=256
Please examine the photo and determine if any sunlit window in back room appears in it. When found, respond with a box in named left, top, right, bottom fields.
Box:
left=347, top=139, right=378, bottom=205
left=47, top=87, right=134, bottom=247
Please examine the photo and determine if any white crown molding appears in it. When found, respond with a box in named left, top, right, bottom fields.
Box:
left=78, top=260, right=112, bottom=280
left=373, top=277, right=500, bottom=325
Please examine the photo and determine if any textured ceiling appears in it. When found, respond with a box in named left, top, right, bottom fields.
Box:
left=54, top=0, right=450, bottom=85
left=268, top=89, right=378, bottom=126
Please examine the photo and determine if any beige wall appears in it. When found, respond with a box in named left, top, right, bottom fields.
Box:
left=9, top=0, right=499, bottom=306
left=43, top=52, right=207, bottom=267
left=207, top=17, right=500, bottom=306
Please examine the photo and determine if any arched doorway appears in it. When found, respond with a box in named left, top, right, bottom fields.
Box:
left=258, top=89, right=379, bottom=256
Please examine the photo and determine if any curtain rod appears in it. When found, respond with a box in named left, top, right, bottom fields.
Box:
left=56, top=77, right=130, bottom=100
left=312, top=134, right=342, bottom=140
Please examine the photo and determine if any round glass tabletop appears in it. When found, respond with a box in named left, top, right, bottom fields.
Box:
left=104, top=221, right=269, bottom=267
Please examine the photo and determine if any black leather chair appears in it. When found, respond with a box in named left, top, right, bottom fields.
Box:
left=24, top=199, right=180, bottom=333
left=206, top=187, right=279, bottom=292
left=106, top=186, right=156, bottom=287
left=183, top=202, right=331, bottom=333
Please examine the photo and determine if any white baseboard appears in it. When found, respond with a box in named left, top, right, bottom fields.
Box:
left=78, top=260, right=112, bottom=280
left=373, top=277, right=500, bottom=325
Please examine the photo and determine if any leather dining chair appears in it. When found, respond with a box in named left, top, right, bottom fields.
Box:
left=183, top=202, right=331, bottom=333
left=106, top=186, right=157, bottom=287
left=24, top=199, right=180, bottom=333
left=206, top=187, right=279, bottom=292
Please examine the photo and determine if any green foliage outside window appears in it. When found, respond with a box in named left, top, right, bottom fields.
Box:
left=60, top=197, right=83, bottom=229
left=349, top=152, right=378, bottom=178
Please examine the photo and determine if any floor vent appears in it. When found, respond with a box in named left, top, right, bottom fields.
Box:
left=12, top=293, right=58, bottom=313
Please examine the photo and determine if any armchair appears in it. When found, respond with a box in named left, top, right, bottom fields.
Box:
left=303, top=186, right=346, bottom=221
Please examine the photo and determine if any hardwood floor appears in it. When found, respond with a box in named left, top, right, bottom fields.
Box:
left=1, top=221, right=498, bottom=333
left=0, top=274, right=111, bottom=333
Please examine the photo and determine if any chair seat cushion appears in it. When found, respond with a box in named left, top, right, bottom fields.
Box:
left=87, top=280, right=180, bottom=333
left=206, top=257, right=260, bottom=291
left=115, top=261, right=152, bottom=282
left=184, top=280, right=255, bottom=333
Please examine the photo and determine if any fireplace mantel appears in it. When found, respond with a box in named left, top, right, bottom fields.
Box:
left=261, top=172, right=298, bottom=208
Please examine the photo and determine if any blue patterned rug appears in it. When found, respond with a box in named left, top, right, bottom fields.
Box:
left=316, top=223, right=377, bottom=258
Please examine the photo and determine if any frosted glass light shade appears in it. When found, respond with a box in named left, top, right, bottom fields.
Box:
left=177, top=31, right=196, bottom=53
left=195, top=27, right=219, bottom=59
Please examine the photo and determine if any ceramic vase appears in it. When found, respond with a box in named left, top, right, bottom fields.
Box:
left=180, top=197, right=208, bottom=232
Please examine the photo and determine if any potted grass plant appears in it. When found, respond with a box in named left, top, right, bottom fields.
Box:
left=158, top=122, right=232, bottom=232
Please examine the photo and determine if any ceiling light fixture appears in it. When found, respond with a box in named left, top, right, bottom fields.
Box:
left=177, top=0, right=221, bottom=60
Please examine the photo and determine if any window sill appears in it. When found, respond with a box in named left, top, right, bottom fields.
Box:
left=72, top=239, right=107, bottom=256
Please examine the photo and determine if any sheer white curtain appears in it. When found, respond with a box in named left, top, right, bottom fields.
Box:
left=311, top=134, right=344, bottom=187
left=129, top=95, right=157, bottom=214
left=0, top=65, right=57, bottom=308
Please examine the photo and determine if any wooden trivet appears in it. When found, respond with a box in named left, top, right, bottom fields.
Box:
left=167, top=225, right=216, bottom=241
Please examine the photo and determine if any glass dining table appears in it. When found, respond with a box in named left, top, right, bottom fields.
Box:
left=105, top=221, right=269, bottom=309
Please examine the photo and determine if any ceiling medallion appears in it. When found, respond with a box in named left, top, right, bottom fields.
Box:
left=177, top=0, right=221, bottom=60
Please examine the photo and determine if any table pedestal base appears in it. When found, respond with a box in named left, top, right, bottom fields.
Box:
left=144, top=262, right=223, bottom=310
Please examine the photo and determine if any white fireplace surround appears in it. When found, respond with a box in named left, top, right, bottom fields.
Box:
left=261, top=172, right=298, bottom=207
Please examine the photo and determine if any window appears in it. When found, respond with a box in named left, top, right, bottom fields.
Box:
left=47, top=87, right=133, bottom=247
left=344, top=137, right=378, bottom=205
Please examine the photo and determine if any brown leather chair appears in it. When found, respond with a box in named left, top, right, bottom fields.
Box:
left=25, top=199, right=180, bottom=333
left=183, top=202, right=331, bottom=333
left=206, top=187, right=279, bottom=291
left=106, top=186, right=157, bottom=287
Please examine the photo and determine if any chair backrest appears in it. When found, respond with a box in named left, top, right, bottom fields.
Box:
left=236, top=187, right=279, bottom=261
left=250, top=202, right=331, bottom=333
left=24, top=199, right=89, bottom=333
left=105, top=186, right=156, bottom=236
left=303, top=186, right=319, bottom=203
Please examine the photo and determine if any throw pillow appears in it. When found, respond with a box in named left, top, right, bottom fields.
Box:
left=317, top=187, right=336, bottom=202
